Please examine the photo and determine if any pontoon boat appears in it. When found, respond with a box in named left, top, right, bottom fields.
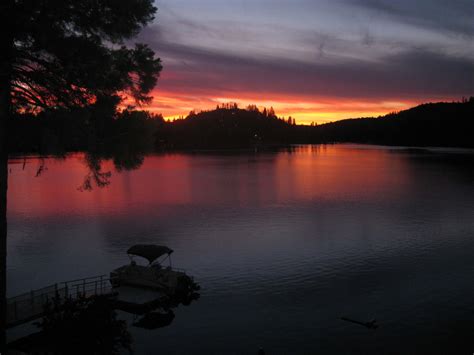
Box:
left=110, top=244, right=199, bottom=297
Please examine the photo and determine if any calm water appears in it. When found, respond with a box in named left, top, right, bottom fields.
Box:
left=7, top=145, right=474, bottom=354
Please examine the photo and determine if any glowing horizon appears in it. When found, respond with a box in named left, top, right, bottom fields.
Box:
left=141, top=89, right=461, bottom=125
left=131, top=0, right=473, bottom=125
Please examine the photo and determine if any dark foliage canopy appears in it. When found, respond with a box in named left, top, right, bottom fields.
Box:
left=9, top=296, right=131, bottom=354
left=313, top=98, right=474, bottom=147
left=161, top=105, right=296, bottom=148
left=2, top=0, right=162, bottom=113
left=7, top=99, right=474, bottom=153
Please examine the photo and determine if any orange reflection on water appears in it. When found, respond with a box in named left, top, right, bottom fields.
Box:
left=273, top=145, right=411, bottom=202
left=7, top=146, right=412, bottom=219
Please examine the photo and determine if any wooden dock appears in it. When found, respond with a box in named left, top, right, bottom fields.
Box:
left=6, top=275, right=113, bottom=328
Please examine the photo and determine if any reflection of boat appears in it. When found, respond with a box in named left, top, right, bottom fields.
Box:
left=133, top=309, right=175, bottom=329
left=110, top=245, right=200, bottom=297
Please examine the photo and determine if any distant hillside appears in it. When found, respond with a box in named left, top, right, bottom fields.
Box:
left=158, top=99, right=474, bottom=149
left=313, top=98, right=474, bottom=147
left=7, top=98, right=474, bottom=153
left=157, top=104, right=300, bottom=149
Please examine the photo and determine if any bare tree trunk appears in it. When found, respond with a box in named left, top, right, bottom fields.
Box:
left=0, top=79, right=10, bottom=353
left=0, top=130, right=6, bottom=351
left=0, top=1, right=13, bottom=350
left=0, top=86, right=9, bottom=352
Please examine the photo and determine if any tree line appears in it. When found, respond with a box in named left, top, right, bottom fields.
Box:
left=311, top=98, right=474, bottom=148
left=7, top=97, right=474, bottom=153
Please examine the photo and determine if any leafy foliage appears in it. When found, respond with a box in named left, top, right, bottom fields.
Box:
left=9, top=295, right=132, bottom=354
left=5, top=0, right=162, bottom=112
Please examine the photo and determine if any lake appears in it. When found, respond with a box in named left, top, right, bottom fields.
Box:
left=7, top=144, right=474, bottom=354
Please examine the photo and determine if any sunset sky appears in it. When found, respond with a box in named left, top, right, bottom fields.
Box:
left=137, top=0, right=474, bottom=124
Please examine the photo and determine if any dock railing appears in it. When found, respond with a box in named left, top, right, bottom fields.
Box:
left=7, top=275, right=112, bottom=328
left=170, top=267, right=186, bottom=273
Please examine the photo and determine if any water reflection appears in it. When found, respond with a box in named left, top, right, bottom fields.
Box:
left=6, top=145, right=474, bottom=354
left=8, top=145, right=415, bottom=218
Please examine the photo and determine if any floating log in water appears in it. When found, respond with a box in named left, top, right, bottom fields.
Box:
left=340, top=316, right=378, bottom=329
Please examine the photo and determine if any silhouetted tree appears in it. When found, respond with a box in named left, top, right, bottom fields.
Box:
left=0, top=0, right=161, bottom=349
left=246, top=104, right=259, bottom=112
left=9, top=296, right=132, bottom=354
left=218, top=102, right=239, bottom=110
left=312, top=99, right=474, bottom=147
left=5, top=2, right=161, bottom=115
left=160, top=105, right=298, bottom=148
left=0, top=133, right=5, bottom=351
left=268, top=107, right=276, bottom=118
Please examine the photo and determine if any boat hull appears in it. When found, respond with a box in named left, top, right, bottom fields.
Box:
left=110, top=264, right=199, bottom=298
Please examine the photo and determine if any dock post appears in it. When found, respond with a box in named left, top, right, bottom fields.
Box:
left=65, top=283, right=68, bottom=298
left=95, top=280, right=98, bottom=295
left=30, top=290, right=34, bottom=312
left=100, top=275, right=103, bottom=294
left=83, top=279, right=86, bottom=296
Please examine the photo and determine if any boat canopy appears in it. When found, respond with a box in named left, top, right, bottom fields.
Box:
left=127, top=245, right=174, bottom=264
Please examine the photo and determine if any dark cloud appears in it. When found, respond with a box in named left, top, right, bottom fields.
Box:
left=133, top=1, right=473, bottom=115
left=342, top=0, right=474, bottom=37
left=139, top=25, right=474, bottom=101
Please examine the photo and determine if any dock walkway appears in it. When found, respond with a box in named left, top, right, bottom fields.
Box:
left=7, top=275, right=112, bottom=328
